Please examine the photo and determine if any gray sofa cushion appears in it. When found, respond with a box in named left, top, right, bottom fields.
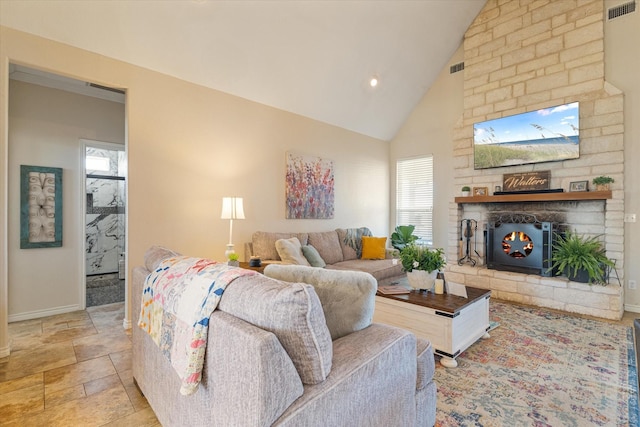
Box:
left=264, top=265, right=376, bottom=340
left=219, top=273, right=332, bottom=384
left=336, top=228, right=358, bottom=261
left=327, top=259, right=404, bottom=281
left=252, top=232, right=309, bottom=261
left=275, top=237, right=310, bottom=266
left=308, top=231, right=343, bottom=265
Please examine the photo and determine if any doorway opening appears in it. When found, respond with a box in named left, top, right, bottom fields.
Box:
left=84, top=142, right=126, bottom=307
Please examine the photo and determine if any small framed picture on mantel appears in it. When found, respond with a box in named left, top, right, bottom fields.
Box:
left=569, top=180, right=588, bottom=192
left=473, top=187, right=488, bottom=196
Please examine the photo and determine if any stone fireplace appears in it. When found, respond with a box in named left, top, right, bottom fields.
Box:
left=446, top=1, right=624, bottom=320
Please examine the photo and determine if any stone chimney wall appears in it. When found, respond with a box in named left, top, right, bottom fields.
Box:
left=447, top=0, right=625, bottom=319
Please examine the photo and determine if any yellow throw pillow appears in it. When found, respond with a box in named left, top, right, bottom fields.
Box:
left=361, top=236, right=387, bottom=260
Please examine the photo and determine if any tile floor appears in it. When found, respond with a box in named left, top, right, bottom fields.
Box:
left=0, top=302, right=159, bottom=426
left=1, top=301, right=637, bottom=426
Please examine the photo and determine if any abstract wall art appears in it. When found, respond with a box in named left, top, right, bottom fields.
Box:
left=20, top=165, right=63, bottom=248
left=285, top=152, right=334, bottom=219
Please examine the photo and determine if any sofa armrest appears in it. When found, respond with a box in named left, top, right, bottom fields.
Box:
left=132, top=266, right=304, bottom=427
left=416, top=338, right=435, bottom=391
left=385, top=248, right=400, bottom=259
left=244, top=242, right=254, bottom=261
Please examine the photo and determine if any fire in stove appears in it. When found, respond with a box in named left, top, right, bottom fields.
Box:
left=502, top=231, right=533, bottom=258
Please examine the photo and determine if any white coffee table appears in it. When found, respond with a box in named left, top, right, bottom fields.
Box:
left=373, top=278, right=491, bottom=367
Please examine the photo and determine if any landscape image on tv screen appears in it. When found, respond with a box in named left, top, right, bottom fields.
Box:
left=473, top=102, right=579, bottom=169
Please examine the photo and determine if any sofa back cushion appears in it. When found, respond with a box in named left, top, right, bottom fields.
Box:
left=264, top=264, right=377, bottom=340
left=336, top=228, right=358, bottom=261
left=275, top=237, right=311, bottom=266
left=144, top=246, right=181, bottom=271
left=307, top=231, right=343, bottom=265
left=336, top=227, right=373, bottom=260
left=252, top=232, right=309, bottom=261
left=218, top=273, right=332, bottom=384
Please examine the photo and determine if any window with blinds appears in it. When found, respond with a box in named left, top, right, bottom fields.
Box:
left=396, top=156, right=433, bottom=244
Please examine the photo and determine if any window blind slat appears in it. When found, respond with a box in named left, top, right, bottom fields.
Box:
left=396, top=156, right=433, bottom=244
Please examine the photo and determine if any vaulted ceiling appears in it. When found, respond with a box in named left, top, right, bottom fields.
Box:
left=0, top=0, right=486, bottom=141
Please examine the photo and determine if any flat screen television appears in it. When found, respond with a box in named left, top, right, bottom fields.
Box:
left=473, top=101, right=579, bottom=169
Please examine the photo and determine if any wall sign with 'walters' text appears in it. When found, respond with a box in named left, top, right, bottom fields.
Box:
left=502, top=171, right=550, bottom=192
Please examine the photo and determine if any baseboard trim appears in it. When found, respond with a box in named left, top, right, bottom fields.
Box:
left=8, top=304, right=82, bottom=322
left=624, top=304, right=640, bottom=314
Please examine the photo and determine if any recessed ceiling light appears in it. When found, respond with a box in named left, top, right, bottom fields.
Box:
left=370, top=77, right=378, bottom=87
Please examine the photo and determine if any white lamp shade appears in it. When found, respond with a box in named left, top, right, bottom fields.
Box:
left=221, top=197, right=245, bottom=220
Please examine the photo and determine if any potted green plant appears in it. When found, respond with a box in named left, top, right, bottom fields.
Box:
left=549, top=230, right=614, bottom=284
left=399, top=243, right=446, bottom=290
left=227, top=252, right=240, bottom=267
left=592, top=176, right=614, bottom=191
left=461, top=186, right=471, bottom=197
left=391, top=225, right=419, bottom=250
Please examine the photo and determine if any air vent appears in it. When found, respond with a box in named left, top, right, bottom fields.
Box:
left=608, top=1, right=636, bottom=19
left=88, top=82, right=125, bottom=94
left=450, top=62, right=465, bottom=74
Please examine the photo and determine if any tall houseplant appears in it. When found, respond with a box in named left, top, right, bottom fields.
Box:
left=391, top=225, right=419, bottom=250
left=549, top=230, right=614, bottom=284
left=399, top=243, right=446, bottom=290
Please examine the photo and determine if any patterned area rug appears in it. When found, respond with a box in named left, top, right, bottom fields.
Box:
left=434, top=301, right=639, bottom=426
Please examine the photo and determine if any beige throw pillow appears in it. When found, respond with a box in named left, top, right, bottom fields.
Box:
left=275, top=237, right=311, bottom=266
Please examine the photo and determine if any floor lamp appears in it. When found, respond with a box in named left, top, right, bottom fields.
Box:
left=221, top=197, right=245, bottom=259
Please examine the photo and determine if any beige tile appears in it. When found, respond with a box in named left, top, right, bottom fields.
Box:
left=0, top=384, right=44, bottom=423
left=109, top=349, right=132, bottom=373
left=90, top=315, right=126, bottom=333
left=41, top=324, right=98, bottom=345
left=73, top=329, right=131, bottom=362
left=7, top=333, right=44, bottom=353
left=44, top=384, right=86, bottom=408
left=0, top=373, right=43, bottom=395
left=84, top=373, right=121, bottom=396
left=117, top=369, right=150, bottom=411
left=44, top=355, right=116, bottom=393
left=87, top=302, right=124, bottom=315
left=41, top=311, right=91, bottom=331
left=0, top=342, right=76, bottom=382
left=101, top=407, right=160, bottom=427
left=7, top=319, right=42, bottom=336
left=6, top=321, right=43, bottom=353
left=2, top=378, right=134, bottom=427
left=67, top=318, right=95, bottom=329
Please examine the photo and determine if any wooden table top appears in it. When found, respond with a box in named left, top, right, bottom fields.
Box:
left=238, top=261, right=266, bottom=274
left=377, top=277, right=491, bottom=315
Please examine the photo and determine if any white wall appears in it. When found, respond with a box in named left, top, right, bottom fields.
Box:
left=0, top=26, right=390, bottom=353
left=390, top=46, right=465, bottom=249
left=8, top=79, right=125, bottom=319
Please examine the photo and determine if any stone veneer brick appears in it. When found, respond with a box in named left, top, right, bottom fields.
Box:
left=448, top=0, right=625, bottom=319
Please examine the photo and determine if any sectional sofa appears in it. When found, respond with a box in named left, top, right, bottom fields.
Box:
left=132, top=246, right=436, bottom=426
left=244, top=227, right=404, bottom=281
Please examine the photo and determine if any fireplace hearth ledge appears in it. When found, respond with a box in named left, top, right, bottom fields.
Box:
left=445, top=264, right=623, bottom=321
